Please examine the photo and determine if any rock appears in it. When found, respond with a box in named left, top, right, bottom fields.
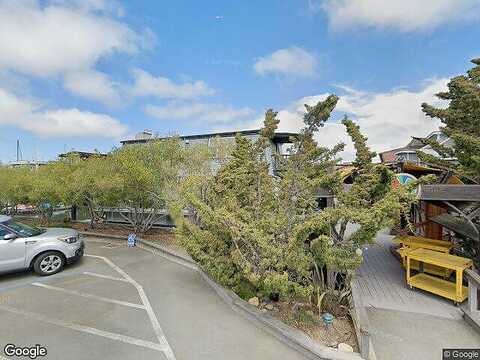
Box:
left=265, top=304, right=274, bottom=310
left=329, top=341, right=338, bottom=348
left=338, top=343, right=354, bottom=353
left=260, top=309, right=267, bottom=314
left=248, top=297, right=260, bottom=307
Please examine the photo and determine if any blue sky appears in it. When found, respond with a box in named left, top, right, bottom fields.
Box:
left=1, top=0, right=480, bottom=162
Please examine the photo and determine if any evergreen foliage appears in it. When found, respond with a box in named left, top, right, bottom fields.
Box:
left=421, top=58, right=480, bottom=182
left=174, top=96, right=421, bottom=309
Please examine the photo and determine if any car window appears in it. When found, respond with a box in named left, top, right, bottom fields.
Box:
left=4, top=221, right=44, bottom=237
left=0, top=227, right=11, bottom=237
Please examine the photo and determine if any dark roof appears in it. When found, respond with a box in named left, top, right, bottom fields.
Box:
left=59, top=151, right=107, bottom=159
left=406, top=137, right=427, bottom=149
left=121, top=129, right=299, bottom=145
left=417, top=185, right=480, bottom=202
left=378, top=147, right=410, bottom=162
left=379, top=136, right=432, bottom=161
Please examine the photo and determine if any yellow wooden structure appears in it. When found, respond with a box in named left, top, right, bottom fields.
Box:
left=393, top=236, right=453, bottom=252
left=394, top=236, right=454, bottom=277
left=406, top=248, right=473, bottom=303
left=397, top=247, right=451, bottom=278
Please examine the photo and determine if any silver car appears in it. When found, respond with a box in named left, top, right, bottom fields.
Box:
left=0, top=215, right=84, bottom=276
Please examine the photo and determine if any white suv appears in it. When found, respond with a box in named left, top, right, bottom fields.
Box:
left=0, top=215, right=84, bottom=276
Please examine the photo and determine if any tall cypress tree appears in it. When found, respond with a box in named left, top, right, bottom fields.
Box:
left=421, top=59, right=480, bottom=183
left=174, top=96, right=421, bottom=310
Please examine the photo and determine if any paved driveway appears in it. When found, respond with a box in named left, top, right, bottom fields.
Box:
left=0, top=237, right=308, bottom=360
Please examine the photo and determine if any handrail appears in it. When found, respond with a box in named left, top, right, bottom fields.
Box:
left=466, top=268, right=480, bottom=284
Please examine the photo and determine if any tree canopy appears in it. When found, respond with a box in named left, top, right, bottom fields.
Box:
left=421, top=58, right=480, bottom=183
left=173, top=95, right=421, bottom=312
left=0, top=139, right=212, bottom=232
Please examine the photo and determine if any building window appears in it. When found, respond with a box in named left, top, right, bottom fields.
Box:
left=395, top=151, right=418, bottom=163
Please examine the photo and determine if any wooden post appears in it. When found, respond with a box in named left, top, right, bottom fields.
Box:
left=406, top=256, right=411, bottom=285
left=456, top=269, right=463, bottom=303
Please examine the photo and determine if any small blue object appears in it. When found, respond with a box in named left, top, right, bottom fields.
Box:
left=127, top=234, right=137, bottom=247
left=321, top=312, right=334, bottom=328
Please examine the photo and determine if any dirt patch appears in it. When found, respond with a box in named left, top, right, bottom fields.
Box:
left=267, top=301, right=358, bottom=351
left=70, top=222, right=188, bottom=255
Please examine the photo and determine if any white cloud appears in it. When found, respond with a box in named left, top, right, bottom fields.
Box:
left=64, top=70, right=121, bottom=105
left=0, top=1, right=154, bottom=104
left=0, top=1, right=141, bottom=77
left=26, top=109, right=127, bottom=137
left=0, top=88, right=127, bottom=138
left=320, top=0, right=480, bottom=32
left=0, top=88, right=37, bottom=121
left=131, top=69, right=215, bottom=99
left=247, top=78, right=447, bottom=161
left=254, top=47, right=317, bottom=78
left=145, top=102, right=254, bottom=124
left=333, top=79, right=447, bottom=154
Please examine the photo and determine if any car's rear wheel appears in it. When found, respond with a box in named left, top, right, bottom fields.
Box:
left=33, top=252, right=65, bottom=276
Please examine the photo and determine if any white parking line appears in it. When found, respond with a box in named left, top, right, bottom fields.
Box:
left=83, top=238, right=115, bottom=244
left=83, top=271, right=130, bottom=283
left=32, top=282, right=145, bottom=310
left=0, top=303, right=166, bottom=352
left=85, top=254, right=177, bottom=360
left=102, top=243, right=123, bottom=249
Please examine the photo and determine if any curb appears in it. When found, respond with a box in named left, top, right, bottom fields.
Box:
left=79, top=231, right=197, bottom=270
left=80, top=231, right=365, bottom=360
left=350, top=281, right=377, bottom=360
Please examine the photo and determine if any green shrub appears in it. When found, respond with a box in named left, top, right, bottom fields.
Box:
left=173, top=96, right=421, bottom=310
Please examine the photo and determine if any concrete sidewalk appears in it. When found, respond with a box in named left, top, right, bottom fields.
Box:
left=367, top=307, right=480, bottom=360
left=353, top=230, right=480, bottom=360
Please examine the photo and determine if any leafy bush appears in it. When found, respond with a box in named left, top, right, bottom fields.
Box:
left=0, top=139, right=212, bottom=233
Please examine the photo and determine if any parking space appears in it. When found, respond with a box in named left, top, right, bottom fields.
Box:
left=0, top=240, right=173, bottom=360
left=0, top=237, right=309, bottom=360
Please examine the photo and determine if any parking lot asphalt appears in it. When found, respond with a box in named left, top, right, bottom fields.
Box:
left=0, top=237, right=309, bottom=360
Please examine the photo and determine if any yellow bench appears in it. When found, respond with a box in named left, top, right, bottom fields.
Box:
left=394, top=236, right=454, bottom=277
left=406, top=248, right=473, bottom=304
left=393, top=236, right=453, bottom=253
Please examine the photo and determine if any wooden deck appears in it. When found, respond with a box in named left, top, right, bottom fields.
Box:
left=353, top=230, right=464, bottom=320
